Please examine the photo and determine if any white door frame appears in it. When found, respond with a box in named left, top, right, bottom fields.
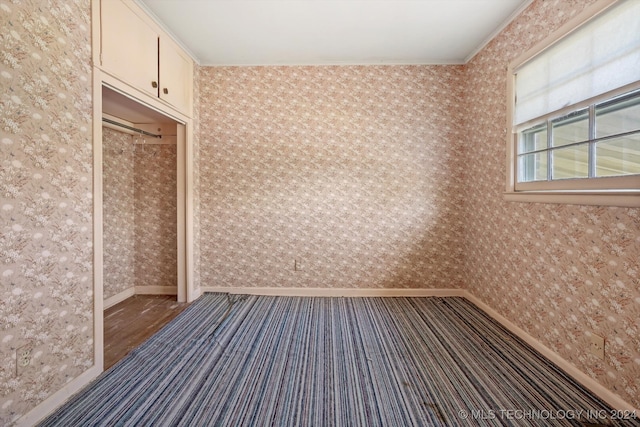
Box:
left=92, top=70, right=194, bottom=373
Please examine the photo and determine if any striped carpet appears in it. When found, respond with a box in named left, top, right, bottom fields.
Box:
left=40, top=294, right=638, bottom=426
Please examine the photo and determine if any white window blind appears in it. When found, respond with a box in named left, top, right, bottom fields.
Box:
left=514, top=0, right=640, bottom=126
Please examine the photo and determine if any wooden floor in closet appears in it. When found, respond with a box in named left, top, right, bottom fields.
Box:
left=104, top=295, right=189, bottom=370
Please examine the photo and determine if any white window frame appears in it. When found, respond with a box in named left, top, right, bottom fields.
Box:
left=505, top=0, right=640, bottom=207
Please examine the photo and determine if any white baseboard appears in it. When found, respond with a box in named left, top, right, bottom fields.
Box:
left=191, top=286, right=202, bottom=301
left=134, top=286, right=177, bottom=295
left=103, top=286, right=177, bottom=309
left=200, top=286, right=464, bottom=298
left=16, top=365, right=101, bottom=427
left=103, top=287, right=135, bottom=309
left=463, top=290, right=637, bottom=412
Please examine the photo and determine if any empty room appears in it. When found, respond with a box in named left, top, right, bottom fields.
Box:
left=1, top=0, right=639, bottom=425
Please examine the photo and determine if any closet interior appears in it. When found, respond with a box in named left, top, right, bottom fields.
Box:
left=101, top=86, right=189, bottom=368
left=102, top=86, right=180, bottom=303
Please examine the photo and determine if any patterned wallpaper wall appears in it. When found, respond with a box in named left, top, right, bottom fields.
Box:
left=134, top=144, right=178, bottom=290
left=103, top=127, right=135, bottom=300
left=197, top=65, right=467, bottom=290
left=0, top=0, right=93, bottom=423
left=102, top=128, right=178, bottom=297
left=461, top=0, right=640, bottom=409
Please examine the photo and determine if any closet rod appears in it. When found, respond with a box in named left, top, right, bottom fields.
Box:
left=102, top=117, right=162, bottom=138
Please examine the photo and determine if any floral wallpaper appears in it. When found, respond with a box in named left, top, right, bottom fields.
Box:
left=103, top=127, right=135, bottom=300
left=134, top=143, right=177, bottom=290
left=197, top=65, right=467, bottom=290
left=0, top=0, right=93, bottom=424
left=103, top=127, right=178, bottom=297
left=461, top=0, right=640, bottom=409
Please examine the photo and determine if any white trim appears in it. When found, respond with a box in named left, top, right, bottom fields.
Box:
left=463, top=290, right=638, bottom=412
left=200, top=286, right=464, bottom=298
left=104, top=286, right=178, bottom=311
left=184, top=122, right=195, bottom=303
left=135, top=286, right=178, bottom=295
left=198, top=60, right=467, bottom=67
left=176, top=122, right=186, bottom=303
left=504, top=191, right=640, bottom=207
left=92, top=0, right=101, bottom=68
left=464, top=0, right=534, bottom=64
left=16, top=365, right=102, bottom=427
left=514, top=173, right=640, bottom=192
left=92, top=60, right=105, bottom=378
left=104, top=287, right=135, bottom=309
left=191, top=286, right=202, bottom=301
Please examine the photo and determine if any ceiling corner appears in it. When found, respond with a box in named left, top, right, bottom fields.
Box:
left=463, top=0, right=534, bottom=64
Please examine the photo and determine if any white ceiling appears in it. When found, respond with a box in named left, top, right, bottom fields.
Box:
left=136, top=0, right=532, bottom=66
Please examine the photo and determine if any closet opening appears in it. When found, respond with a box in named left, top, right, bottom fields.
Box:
left=100, top=86, right=188, bottom=369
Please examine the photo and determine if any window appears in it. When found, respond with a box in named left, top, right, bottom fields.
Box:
left=518, top=90, right=640, bottom=183
left=506, top=0, right=640, bottom=207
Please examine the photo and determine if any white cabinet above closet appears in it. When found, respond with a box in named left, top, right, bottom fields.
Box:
left=158, top=40, right=193, bottom=113
left=98, top=0, right=194, bottom=117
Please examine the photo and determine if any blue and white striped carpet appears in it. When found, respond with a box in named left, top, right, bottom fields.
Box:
left=40, top=294, right=637, bottom=426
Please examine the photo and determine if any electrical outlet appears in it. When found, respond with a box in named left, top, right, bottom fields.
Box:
left=590, top=334, right=605, bottom=360
left=295, top=259, right=303, bottom=271
left=16, top=344, right=33, bottom=376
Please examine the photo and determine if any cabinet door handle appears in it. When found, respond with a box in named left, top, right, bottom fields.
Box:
left=163, top=88, right=169, bottom=94
left=151, top=81, right=158, bottom=88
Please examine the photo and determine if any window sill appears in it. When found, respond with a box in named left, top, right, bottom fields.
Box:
left=503, top=191, right=640, bottom=207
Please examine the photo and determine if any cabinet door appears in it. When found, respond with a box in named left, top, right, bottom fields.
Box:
left=159, top=39, right=193, bottom=115
left=101, top=0, right=159, bottom=98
